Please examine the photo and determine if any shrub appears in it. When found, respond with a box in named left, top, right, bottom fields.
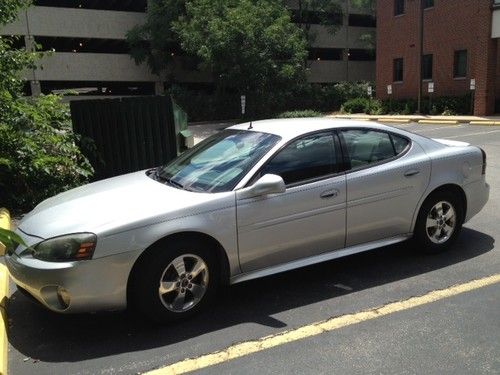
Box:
left=0, top=94, right=94, bottom=213
left=341, top=97, right=377, bottom=114
left=169, top=81, right=375, bottom=121
left=278, top=110, right=323, bottom=118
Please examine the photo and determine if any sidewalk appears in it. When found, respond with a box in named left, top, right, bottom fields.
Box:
left=329, top=114, right=500, bottom=125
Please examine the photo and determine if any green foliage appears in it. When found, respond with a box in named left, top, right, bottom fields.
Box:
left=341, top=97, right=379, bottom=114
left=292, top=0, right=344, bottom=44
left=380, top=96, right=469, bottom=115
left=174, top=0, right=308, bottom=102
left=126, top=0, right=186, bottom=75
left=0, top=0, right=93, bottom=213
left=0, top=0, right=31, bottom=26
left=170, top=81, right=374, bottom=121
left=0, top=95, right=94, bottom=212
left=0, top=227, right=27, bottom=253
left=278, top=109, right=323, bottom=118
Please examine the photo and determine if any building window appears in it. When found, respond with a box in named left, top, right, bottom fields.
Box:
left=423, top=0, right=434, bottom=8
left=393, top=58, right=404, bottom=82
left=422, top=54, right=433, bottom=80
left=454, top=50, right=467, bottom=78
left=394, top=0, right=405, bottom=15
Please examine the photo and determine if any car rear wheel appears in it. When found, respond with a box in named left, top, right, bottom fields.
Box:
left=128, top=238, right=218, bottom=323
left=414, top=190, right=463, bottom=253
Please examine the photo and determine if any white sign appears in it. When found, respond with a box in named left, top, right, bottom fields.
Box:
left=470, top=79, right=476, bottom=91
left=428, top=82, right=434, bottom=93
left=241, top=95, right=246, bottom=115
left=387, top=85, right=392, bottom=95
left=367, top=86, right=373, bottom=97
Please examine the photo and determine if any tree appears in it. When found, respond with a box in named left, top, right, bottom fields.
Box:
left=173, top=0, right=307, bottom=104
left=0, top=0, right=94, bottom=213
left=0, top=0, right=37, bottom=121
left=293, top=0, right=344, bottom=45
left=126, top=0, right=186, bottom=77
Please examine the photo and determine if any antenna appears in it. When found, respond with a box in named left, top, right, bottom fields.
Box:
left=248, top=122, right=253, bottom=130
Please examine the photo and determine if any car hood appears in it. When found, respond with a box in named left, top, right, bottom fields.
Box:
left=19, top=170, right=228, bottom=239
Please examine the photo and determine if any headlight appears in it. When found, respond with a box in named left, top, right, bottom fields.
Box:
left=24, top=233, right=97, bottom=262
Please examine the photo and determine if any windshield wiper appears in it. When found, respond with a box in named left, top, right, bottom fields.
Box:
left=166, top=178, right=184, bottom=189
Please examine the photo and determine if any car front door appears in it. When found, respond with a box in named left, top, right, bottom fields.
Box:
left=236, top=132, right=346, bottom=272
left=339, top=128, right=431, bottom=247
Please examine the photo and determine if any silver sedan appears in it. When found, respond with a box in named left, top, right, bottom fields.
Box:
left=6, top=118, right=489, bottom=322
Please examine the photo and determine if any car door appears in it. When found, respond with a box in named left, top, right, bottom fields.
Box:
left=339, top=128, right=431, bottom=247
left=236, top=131, right=346, bottom=272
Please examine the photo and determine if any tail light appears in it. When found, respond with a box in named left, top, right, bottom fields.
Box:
left=480, top=148, right=486, bottom=175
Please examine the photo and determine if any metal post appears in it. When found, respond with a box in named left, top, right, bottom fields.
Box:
left=417, top=0, right=424, bottom=114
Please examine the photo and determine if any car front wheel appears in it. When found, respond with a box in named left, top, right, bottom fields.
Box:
left=414, top=191, right=463, bottom=253
left=129, top=238, right=218, bottom=323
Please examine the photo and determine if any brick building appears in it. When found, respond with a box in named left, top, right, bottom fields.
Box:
left=376, top=0, right=500, bottom=115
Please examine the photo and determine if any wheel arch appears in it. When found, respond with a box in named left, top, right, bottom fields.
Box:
left=412, top=183, right=467, bottom=232
left=126, top=231, right=231, bottom=303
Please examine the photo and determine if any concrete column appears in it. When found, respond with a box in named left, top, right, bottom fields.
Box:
left=30, top=81, right=41, bottom=96
left=24, top=35, right=40, bottom=96
left=155, top=81, right=165, bottom=95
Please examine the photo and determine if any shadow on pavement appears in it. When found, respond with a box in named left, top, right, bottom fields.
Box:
left=7, top=227, right=494, bottom=362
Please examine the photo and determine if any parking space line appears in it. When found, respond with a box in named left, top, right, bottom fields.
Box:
left=145, top=274, right=500, bottom=375
left=446, top=130, right=500, bottom=139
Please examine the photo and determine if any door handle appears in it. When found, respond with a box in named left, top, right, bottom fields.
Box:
left=320, top=189, right=339, bottom=199
left=404, top=169, right=420, bottom=177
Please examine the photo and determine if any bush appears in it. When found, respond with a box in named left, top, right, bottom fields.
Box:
left=278, top=110, right=323, bottom=118
left=169, top=81, right=374, bottom=122
left=341, top=97, right=381, bottom=114
left=0, top=94, right=94, bottom=213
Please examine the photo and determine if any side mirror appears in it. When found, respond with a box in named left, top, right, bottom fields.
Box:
left=237, top=174, right=286, bottom=199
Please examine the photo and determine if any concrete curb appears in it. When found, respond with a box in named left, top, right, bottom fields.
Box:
left=418, top=120, right=460, bottom=125
left=0, top=208, right=9, bottom=375
left=469, top=121, right=500, bottom=126
left=0, top=264, right=8, bottom=375
left=330, top=114, right=500, bottom=125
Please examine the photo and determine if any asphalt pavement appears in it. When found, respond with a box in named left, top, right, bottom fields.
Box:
left=6, top=121, right=500, bottom=375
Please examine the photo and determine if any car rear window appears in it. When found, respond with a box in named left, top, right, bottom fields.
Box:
left=341, top=129, right=409, bottom=168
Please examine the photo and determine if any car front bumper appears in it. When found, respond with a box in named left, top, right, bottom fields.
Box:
left=5, top=248, right=141, bottom=314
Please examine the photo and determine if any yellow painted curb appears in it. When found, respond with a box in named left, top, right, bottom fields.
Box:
left=0, top=265, right=8, bottom=375
left=377, top=119, right=411, bottom=123
left=418, top=120, right=460, bottom=125
left=0, top=209, right=10, bottom=375
left=469, top=121, right=500, bottom=126
left=0, top=209, right=11, bottom=257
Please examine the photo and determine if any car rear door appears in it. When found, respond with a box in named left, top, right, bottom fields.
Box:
left=236, top=131, right=346, bottom=272
left=339, top=128, right=431, bottom=247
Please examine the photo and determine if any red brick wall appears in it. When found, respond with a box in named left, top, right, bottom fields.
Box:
left=376, top=0, right=498, bottom=115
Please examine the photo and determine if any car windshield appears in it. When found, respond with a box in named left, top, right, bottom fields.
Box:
left=157, top=129, right=280, bottom=193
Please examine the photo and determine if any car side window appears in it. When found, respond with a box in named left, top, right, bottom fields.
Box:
left=392, top=134, right=410, bottom=154
left=341, top=129, right=408, bottom=169
left=260, top=133, right=337, bottom=186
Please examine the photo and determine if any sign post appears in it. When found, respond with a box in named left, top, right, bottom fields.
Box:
left=470, top=79, right=475, bottom=115
left=367, top=86, right=373, bottom=98
left=387, top=85, right=392, bottom=112
left=428, top=82, right=434, bottom=112
left=240, top=95, right=246, bottom=117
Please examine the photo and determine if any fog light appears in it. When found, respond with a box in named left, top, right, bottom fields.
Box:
left=57, top=287, right=71, bottom=309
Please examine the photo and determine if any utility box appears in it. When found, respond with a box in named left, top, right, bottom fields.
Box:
left=70, top=96, right=190, bottom=181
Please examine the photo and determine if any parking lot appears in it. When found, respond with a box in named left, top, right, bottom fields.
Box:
left=6, top=122, right=500, bottom=375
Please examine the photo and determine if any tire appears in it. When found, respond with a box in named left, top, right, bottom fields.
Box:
left=128, top=238, right=219, bottom=323
left=414, top=190, right=464, bottom=254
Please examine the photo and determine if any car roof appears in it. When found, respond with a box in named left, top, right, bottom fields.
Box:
left=227, top=118, right=396, bottom=141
